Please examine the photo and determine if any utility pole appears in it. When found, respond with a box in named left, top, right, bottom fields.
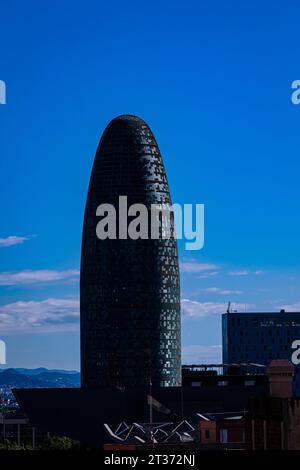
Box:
left=149, top=349, right=152, bottom=425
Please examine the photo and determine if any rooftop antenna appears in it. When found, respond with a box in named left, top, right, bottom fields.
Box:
left=227, top=301, right=231, bottom=313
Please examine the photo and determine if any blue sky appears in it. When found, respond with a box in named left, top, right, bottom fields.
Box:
left=1, top=0, right=300, bottom=369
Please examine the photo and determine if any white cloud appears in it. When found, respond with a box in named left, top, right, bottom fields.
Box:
left=219, top=289, right=243, bottom=295
left=181, top=299, right=227, bottom=317
left=0, top=298, right=79, bottom=334
left=0, top=269, right=80, bottom=286
left=181, top=299, right=251, bottom=318
left=0, top=236, right=31, bottom=248
left=276, top=301, right=300, bottom=312
left=205, top=287, right=220, bottom=293
left=228, top=270, right=263, bottom=276
left=182, top=345, right=222, bottom=364
left=205, top=287, right=243, bottom=295
left=228, top=270, right=249, bottom=276
left=197, top=271, right=219, bottom=279
left=181, top=262, right=218, bottom=274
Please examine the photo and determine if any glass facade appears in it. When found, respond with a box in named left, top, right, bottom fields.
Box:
left=80, top=115, right=181, bottom=389
left=222, top=311, right=300, bottom=395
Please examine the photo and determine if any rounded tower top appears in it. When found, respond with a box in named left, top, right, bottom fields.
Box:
left=102, top=114, right=149, bottom=131
left=111, top=114, right=147, bottom=123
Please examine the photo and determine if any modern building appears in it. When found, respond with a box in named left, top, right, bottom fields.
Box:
left=182, top=363, right=268, bottom=389
left=80, top=115, right=181, bottom=389
left=222, top=310, right=300, bottom=395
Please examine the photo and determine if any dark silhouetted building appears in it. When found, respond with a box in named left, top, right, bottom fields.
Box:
left=222, top=310, right=300, bottom=395
left=245, top=360, right=300, bottom=450
left=80, top=115, right=181, bottom=389
left=182, top=363, right=268, bottom=389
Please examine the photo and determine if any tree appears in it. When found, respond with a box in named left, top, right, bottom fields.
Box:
left=40, top=435, right=80, bottom=450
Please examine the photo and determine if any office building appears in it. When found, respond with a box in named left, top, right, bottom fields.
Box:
left=222, top=310, right=300, bottom=394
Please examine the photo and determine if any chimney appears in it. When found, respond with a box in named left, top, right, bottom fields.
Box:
left=267, top=359, right=294, bottom=398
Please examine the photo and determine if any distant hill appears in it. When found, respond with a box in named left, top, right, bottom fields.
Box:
left=15, top=368, right=79, bottom=376
left=0, top=368, right=80, bottom=389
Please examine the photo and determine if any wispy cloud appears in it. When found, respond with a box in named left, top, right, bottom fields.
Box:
left=0, top=236, right=32, bottom=248
left=182, top=345, right=222, bottom=364
left=219, top=289, right=243, bottom=295
left=197, top=271, right=219, bottom=279
left=0, top=298, right=79, bottom=334
left=0, top=269, right=80, bottom=286
left=181, top=262, right=218, bottom=274
left=181, top=299, right=251, bottom=318
left=181, top=299, right=227, bottom=317
left=228, top=270, right=263, bottom=276
left=205, top=287, right=243, bottom=295
left=276, top=301, right=300, bottom=312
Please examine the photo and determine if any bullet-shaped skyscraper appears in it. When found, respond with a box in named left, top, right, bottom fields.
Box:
left=80, top=115, right=181, bottom=389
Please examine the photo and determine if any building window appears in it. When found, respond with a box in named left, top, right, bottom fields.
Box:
left=205, top=430, right=210, bottom=439
left=245, top=380, right=255, bottom=386
left=191, top=381, right=202, bottom=387
left=220, top=429, right=228, bottom=444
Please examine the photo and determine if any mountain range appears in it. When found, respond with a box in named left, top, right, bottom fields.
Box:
left=0, top=368, right=80, bottom=389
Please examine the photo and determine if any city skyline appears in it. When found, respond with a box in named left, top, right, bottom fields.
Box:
left=1, top=0, right=300, bottom=369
